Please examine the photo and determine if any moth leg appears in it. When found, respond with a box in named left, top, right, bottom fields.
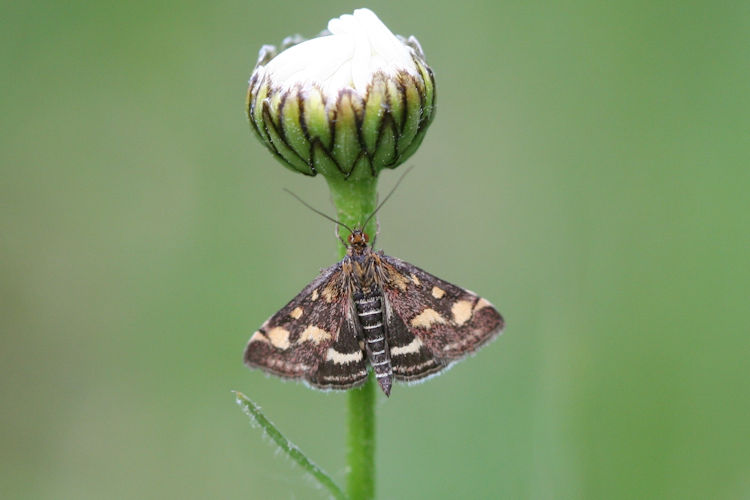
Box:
left=371, top=217, right=381, bottom=248
left=335, top=224, right=347, bottom=246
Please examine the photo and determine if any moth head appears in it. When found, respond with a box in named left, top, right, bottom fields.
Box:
left=347, top=229, right=370, bottom=247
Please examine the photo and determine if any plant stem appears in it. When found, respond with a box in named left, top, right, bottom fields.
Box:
left=325, top=175, right=378, bottom=500
left=347, top=375, right=376, bottom=499
left=326, top=176, right=379, bottom=252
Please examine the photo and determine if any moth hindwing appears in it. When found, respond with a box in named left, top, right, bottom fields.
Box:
left=244, top=229, right=504, bottom=397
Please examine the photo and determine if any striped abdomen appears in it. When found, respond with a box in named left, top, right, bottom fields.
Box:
left=354, top=290, right=392, bottom=396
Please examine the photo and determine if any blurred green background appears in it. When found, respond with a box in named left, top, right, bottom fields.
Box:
left=2, top=1, right=748, bottom=498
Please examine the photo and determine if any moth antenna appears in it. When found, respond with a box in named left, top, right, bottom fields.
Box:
left=283, top=189, right=354, bottom=235
left=362, top=165, right=415, bottom=231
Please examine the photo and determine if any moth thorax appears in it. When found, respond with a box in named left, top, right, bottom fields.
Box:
left=351, top=260, right=374, bottom=287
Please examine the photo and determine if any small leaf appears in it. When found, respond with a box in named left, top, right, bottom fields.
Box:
left=233, top=391, right=347, bottom=500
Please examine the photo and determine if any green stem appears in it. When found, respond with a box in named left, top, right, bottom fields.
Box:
left=325, top=175, right=378, bottom=500
left=347, top=376, right=376, bottom=499
left=326, top=176, right=379, bottom=248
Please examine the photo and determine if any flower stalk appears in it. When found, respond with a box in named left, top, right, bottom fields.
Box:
left=347, top=376, right=376, bottom=500
left=327, top=172, right=379, bottom=500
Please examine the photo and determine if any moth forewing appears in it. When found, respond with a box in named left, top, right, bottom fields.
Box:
left=243, top=262, right=352, bottom=385
left=379, top=254, right=505, bottom=361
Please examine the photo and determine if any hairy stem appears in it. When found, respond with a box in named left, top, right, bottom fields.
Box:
left=326, top=175, right=378, bottom=500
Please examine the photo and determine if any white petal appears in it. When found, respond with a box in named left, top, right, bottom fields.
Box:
left=262, top=8, right=419, bottom=97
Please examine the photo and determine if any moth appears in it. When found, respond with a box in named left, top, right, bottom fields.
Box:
left=244, top=192, right=505, bottom=397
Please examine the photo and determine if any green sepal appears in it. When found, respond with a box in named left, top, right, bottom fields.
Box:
left=373, top=115, right=397, bottom=169
left=362, top=77, right=387, bottom=155
left=332, top=91, right=364, bottom=176
left=385, top=79, right=404, bottom=135
left=280, top=91, right=311, bottom=164
left=397, top=77, right=421, bottom=155
left=303, top=88, right=333, bottom=151
left=263, top=102, right=313, bottom=175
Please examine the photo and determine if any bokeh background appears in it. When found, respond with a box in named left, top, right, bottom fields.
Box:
left=2, top=1, right=749, bottom=498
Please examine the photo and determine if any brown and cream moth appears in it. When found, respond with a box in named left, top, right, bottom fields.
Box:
left=244, top=229, right=504, bottom=397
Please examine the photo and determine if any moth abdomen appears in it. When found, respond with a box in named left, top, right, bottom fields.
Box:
left=354, top=290, right=393, bottom=396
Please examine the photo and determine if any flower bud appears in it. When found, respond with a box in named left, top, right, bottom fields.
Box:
left=247, top=8, right=435, bottom=181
